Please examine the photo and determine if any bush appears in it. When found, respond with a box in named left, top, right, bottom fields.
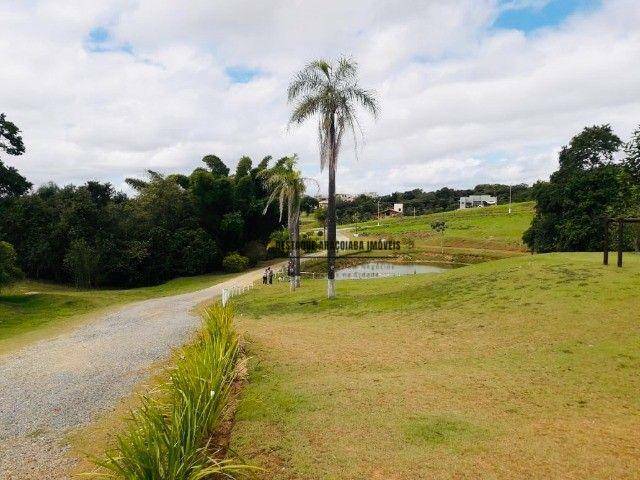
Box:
left=222, top=252, right=249, bottom=272
left=92, top=304, right=251, bottom=478
left=242, top=240, right=266, bottom=267
left=267, top=228, right=290, bottom=258
left=0, top=241, right=22, bottom=291
left=301, top=231, right=320, bottom=253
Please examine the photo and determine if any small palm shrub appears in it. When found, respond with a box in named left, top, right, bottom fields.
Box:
left=222, top=252, right=250, bottom=273
left=91, top=304, right=252, bottom=479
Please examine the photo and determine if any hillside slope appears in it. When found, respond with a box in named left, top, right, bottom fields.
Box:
left=231, top=252, right=640, bottom=479
left=337, top=201, right=535, bottom=264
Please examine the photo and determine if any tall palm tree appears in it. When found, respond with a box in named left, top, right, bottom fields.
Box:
left=262, top=155, right=309, bottom=288
left=288, top=57, right=378, bottom=298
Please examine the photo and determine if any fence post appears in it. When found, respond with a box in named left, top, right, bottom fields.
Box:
left=603, top=218, right=609, bottom=265
left=222, top=288, right=228, bottom=306
left=617, top=219, right=624, bottom=268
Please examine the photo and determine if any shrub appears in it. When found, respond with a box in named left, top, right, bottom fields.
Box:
left=222, top=252, right=249, bottom=272
left=267, top=228, right=290, bottom=258
left=92, top=305, right=252, bottom=479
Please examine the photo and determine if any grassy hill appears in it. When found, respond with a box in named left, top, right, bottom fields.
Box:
left=230, top=252, right=640, bottom=478
left=340, top=201, right=535, bottom=264
left=0, top=272, right=236, bottom=352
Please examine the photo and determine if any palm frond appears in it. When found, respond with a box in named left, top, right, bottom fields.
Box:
left=289, top=94, right=323, bottom=125
left=334, top=57, right=357, bottom=85
left=344, top=86, right=379, bottom=119
left=146, top=170, right=164, bottom=181
left=125, top=177, right=149, bottom=192
left=287, top=57, right=378, bottom=173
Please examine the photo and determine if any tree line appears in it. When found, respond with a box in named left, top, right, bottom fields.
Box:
left=0, top=114, right=290, bottom=288
left=328, top=183, right=533, bottom=224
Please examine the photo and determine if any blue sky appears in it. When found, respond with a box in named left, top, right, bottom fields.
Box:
left=225, top=66, right=261, bottom=84
left=494, top=0, right=602, bottom=32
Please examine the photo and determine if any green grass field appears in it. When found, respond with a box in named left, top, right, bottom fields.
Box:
left=341, top=202, right=535, bottom=264
left=0, top=272, right=236, bottom=352
left=230, top=252, right=640, bottom=479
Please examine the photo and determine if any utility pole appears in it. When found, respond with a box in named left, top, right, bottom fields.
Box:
left=413, top=207, right=416, bottom=217
left=508, top=184, right=512, bottom=215
left=377, top=199, right=380, bottom=226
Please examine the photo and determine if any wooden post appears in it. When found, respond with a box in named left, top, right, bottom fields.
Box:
left=617, top=219, right=624, bottom=267
left=603, top=218, right=609, bottom=265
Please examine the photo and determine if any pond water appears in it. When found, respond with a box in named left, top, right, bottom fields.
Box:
left=335, top=262, right=447, bottom=280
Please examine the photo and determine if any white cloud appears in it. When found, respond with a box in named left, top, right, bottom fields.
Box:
left=0, top=0, right=638, bottom=196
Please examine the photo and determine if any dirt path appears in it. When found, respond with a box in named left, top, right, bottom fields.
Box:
left=0, top=266, right=275, bottom=479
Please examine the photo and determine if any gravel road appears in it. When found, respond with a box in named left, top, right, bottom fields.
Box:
left=0, top=267, right=271, bottom=479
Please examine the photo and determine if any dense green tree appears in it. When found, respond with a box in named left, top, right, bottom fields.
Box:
left=0, top=160, right=31, bottom=199
left=0, top=241, right=22, bottom=291
left=0, top=113, right=31, bottom=199
left=288, top=57, right=378, bottom=298
left=167, top=173, right=190, bottom=189
left=235, top=156, right=252, bottom=178
left=1, top=151, right=282, bottom=288
left=623, top=125, right=640, bottom=215
left=202, top=154, right=230, bottom=177
left=174, top=228, right=220, bottom=276
left=523, top=125, right=628, bottom=252
left=219, top=212, right=245, bottom=249
left=0, top=113, right=25, bottom=156
left=300, top=195, right=319, bottom=215
left=64, top=238, right=98, bottom=288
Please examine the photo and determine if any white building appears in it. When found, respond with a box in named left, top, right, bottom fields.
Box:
left=393, top=203, right=404, bottom=214
left=316, top=193, right=356, bottom=207
left=459, top=195, right=497, bottom=209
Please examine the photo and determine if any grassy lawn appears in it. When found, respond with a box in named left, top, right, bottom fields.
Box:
left=0, top=272, right=236, bottom=351
left=340, top=202, right=535, bottom=264
left=230, top=252, right=640, bottom=479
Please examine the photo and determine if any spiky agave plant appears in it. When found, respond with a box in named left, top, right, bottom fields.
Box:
left=287, top=57, right=378, bottom=298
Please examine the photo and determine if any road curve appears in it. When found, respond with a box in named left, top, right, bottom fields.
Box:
left=0, top=266, right=275, bottom=479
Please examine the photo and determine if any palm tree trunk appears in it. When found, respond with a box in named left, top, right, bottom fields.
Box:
left=327, top=135, right=337, bottom=299
left=287, top=198, right=295, bottom=290
left=293, top=209, right=301, bottom=288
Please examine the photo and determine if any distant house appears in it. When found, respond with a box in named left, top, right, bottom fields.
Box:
left=316, top=193, right=356, bottom=206
left=379, top=203, right=404, bottom=218
left=380, top=208, right=402, bottom=218
left=459, top=195, right=497, bottom=209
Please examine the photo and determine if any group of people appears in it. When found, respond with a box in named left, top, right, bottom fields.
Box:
left=262, top=266, right=274, bottom=285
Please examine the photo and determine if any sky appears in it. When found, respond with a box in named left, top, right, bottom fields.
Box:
left=1, top=0, right=639, bottom=196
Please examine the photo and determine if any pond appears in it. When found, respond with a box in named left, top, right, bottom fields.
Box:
left=334, top=262, right=447, bottom=280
